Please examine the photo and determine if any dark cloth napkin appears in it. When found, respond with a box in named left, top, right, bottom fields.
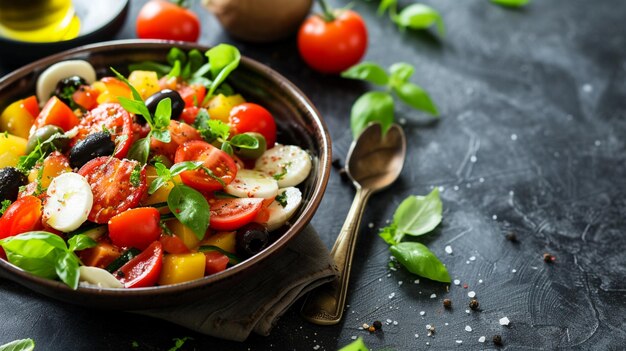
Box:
left=136, top=225, right=337, bottom=341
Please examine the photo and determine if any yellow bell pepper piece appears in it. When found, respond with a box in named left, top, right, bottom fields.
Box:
left=206, top=94, right=245, bottom=122
left=200, top=231, right=237, bottom=254
left=158, top=252, right=206, bottom=285
left=0, top=133, right=27, bottom=168
left=0, top=99, right=36, bottom=139
left=142, top=166, right=182, bottom=209
left=128, top=71, right=161, bottom=100
left=166, top=219, right=202, bottom=250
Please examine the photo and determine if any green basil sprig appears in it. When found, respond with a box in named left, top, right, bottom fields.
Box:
left=0, top=338, right=35, bottom=351
left=342, top=61, right=438, bottom=137
left=193, top=110, right=259, bottom=155
left=204, top=44, right=241, bottom=100
left=338, top=337, right=369, bottom=351
left=0, top=232, right=97, bottom=289
left=148, top=161, right=203, bottom=194
left=167, top=184, right=210, bottom=241
left=378, top=189, right=450, bottom=283
left=491, top=0, right=530, bottom=7
left=377, top=0, right=445, bottom=36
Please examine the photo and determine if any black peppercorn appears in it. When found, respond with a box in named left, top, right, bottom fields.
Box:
left=505, top=232, right=517, bottom=242
left=469, top=299, right=479, bottom=310
left=543, top=253, right=555, bottom=263
left=372, top=320, right=382, bottom=331
left=443, top=298, right=452, bottom=309
left=331, top=158, right=343, bottom=169
left=338, top=168, right=350, bottom=182
left=493, top=335, right=503, bottom=346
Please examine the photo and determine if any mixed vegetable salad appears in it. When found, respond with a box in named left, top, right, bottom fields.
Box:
left=0, top=45, right=312, bottom=289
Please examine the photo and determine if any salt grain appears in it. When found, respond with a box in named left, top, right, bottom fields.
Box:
left=388, top=293, right=395, bottom=299
left=492, top=215, right=498, bottom=220
left=478, top=336, right=486, bottom=343
left=511, top=269, right=517, bottom=273
left=595, top=140, right=601, bottom=146
left=351, top=336, right=357, bottom=340
left=470, top=156, right=477, bottom=163
left=479, top=177, right=485, bottom=183
left=445, top=245, right=453, bottom=254
left=386, top=319, right=392, bottom=324
left=445, top=322, right=449, bottom=326
left=430, top=294, right=437, bottom=299
left=454, top=185, right=459, bottom=191
left=398, top=281, right=403, bottom=286
left=468, top=291, right=476, bottom=298
left=415, top=334, right=419, bottom=338
left=465, top=309, right=470, bottom=314
left=582, top=84, right=593, bottom=93
left=469, top=256, right=476, bottom=261
left=393, top=321, right=398, bottom=325
left=511, top=134, right=518, bottom=141
left=465, top=325, right=472, bottom=332
left=368, top=222, right=374, bottom=228
left=456, top=340, right=463, bottom=344
left=313, top=345, right=320, bottom=350
left=478, top=279, right=483, bottom=283
left=453, top=279, right=461, bottom=285
left=414, top=279, right=420, bottom=284
left=499, top=317, right=510, bottom=326
left=420, top=311, right=426, bottom=316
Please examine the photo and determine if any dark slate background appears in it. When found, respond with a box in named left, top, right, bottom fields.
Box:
left=1, top=0, right=625, bottom=350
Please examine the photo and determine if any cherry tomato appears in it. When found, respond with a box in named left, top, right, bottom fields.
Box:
left=174, top=140, right=237, bottom=192
left=180, top=106, right=200, bottom=125
left=229, top=103, right=277, bottom=148
left=136, top=0, right=200, bottom=42
left=298, top=9, right=368, bottom=74
left=21, top=95, right=40, bottom=119
left=78, top=157, right=147, bottom=224
left=204, top=250, right=229, bottom=275
left=150, top=120, right=202, bottom=161
left=31, top=96, right=79, bottom=134
left=208, top=198, right=264, bottom=231
left=72, top=103, right=133, bottom=158
left=159, top=234, right=190, bottom=255
left=115, top=241, right=163, bottom=288
left=108, top=207, right=161, bottom=250
left=72, top=85, right=99, bottom=110
left=178, top=84, right=206, bottom=108
left=0, top=196, right=43, bottom=239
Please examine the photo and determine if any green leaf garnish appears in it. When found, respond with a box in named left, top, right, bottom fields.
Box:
left=167, top=185, right=210, bottom=241
left=491, top=0, right=530, bottom=7
left=350, top=91, right=395, bottom=138
left=0, top=338, right=35, bottom=351
left=390, top=242, right=450, bottom=282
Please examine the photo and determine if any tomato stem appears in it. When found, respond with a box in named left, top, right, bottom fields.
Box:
left=170, top=0, right=188, bottom=8
left=318, top=0, right=336, bottom=21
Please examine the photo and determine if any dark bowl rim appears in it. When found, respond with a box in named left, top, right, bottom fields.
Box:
left=0, top=39, right=331, bottom=300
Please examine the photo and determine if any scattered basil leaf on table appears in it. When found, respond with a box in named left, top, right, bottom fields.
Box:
left=491, top=0, right=530, bottom=7
left=338, top=337, right=369, bottom=351
left=390, top=242, right=450, bottom=282
left=394, top=4, right=446, bottom=36
left=350, top=91, right=395, bottom=138
left=341, top=62, right=389, bottom=85
left=0, top=338, right=35, bottom=351
left=393, top=81, right=439, bottom=115
left=167, top=184, right=210, bottom=240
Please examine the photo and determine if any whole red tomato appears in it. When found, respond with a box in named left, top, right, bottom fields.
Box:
left=136, top=0, right=200, bottom=42
left=298, top=9, right=368, bottom=74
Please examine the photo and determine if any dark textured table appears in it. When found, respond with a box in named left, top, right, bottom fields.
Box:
left=1, top=0, right=625, bottom=350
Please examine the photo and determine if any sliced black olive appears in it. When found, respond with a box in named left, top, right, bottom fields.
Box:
left=236, top=223, right=270, bottom=258
left=234, top=132, right=267, bottom=160
left=0, top=167, right=28, bottom=202
left=54, top=75, right=87, bottom=106
left=26, top=125, right=70, bottom=154
left=69, top=131, right=115, bottom=169
left=145, top=89, right=185, bottom=121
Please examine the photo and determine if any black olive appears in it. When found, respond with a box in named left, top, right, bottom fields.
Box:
left=144, top=89, right=185, bottom=121
left=69, top=131, right=115, bottom=169
left=54, top=75, right=87, bottom=106
left=236, top=223, right=270, bottom=258
left=26, top=125, right=70, bottom=154
left=0, top=167, right=28, bottom=202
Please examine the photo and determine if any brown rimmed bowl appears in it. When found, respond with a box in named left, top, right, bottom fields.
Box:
left=0, top=40, right=331, bottom=309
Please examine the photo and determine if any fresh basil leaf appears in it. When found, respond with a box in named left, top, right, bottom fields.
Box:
left=208, top=119, right=231, bottom=140
left=393, top=81, right=438, bottom=115
left=394, top=188, right=442, bottom=240
left=170, top=161, right=204, bottom=177
left=167, top=47, right=187, bottom=67
left=0, top=338, right=35, bottom=351
left=187, top=49, right=205, bottom=75
left=394, top=4, right=445, bottom=36
left=221, top=142, right=233, bottom=155
left=128, top=62, right=172, bottom=77
left=154, top=97, right=172, bottom=130
left=339, top=337, right=369, bottom=351
left=152, top=129, right=171, bottom=143
left=341, top=62, right=389, bottom=86
left=168, top=60, right=182, bottom=79
left=0, top=232, right=68, bottom=280
left=192, top=63, right=212, bottom=79
left=198, top=245, right=241, bottom=264
left=389, top=63, right=414, bottom=84
left=491, top=0, right=530, bottom=7
left=192, top=109, right=210, bottom=129
left=148, top=177, right=167, bottom=195
left=205, top=44, right=241, bottom=98
left=390, top=242, right=450, bottom=282
left=67, top=234, right=97, bottom=252
left=167, top=185, right=210, bottom=240
left=110, top=67, right=143, bottom=103
left=154, top=162, right=171, bottom=178
left=55, top=250, right=80, bottom=289
left=117, top=97, right=150, bottom=119
left=378, top=222, right=398, bottom=245
left=229, top=134, right=259, bottom=149
left=350, top=91, right=395, bottom=138
left=377, top=0, right=397, bottom=16
left=127, top=135, right=151, bottom=165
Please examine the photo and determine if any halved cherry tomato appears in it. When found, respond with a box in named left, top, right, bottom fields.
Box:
left=159, top=234, right=190, bottom=254
left=78, top=157, right=147, bottom=224
left=115, top=241, right=163, bottom=288
left=208, top=198, right=264, bottom=231
left=72, top=103, right=133, bottom=159
left=71, top=85, right=99, bottom=110
left=174, top=140, right=237, bottom=192
left=31, top=96, right=79, bottom=134
left=180, top=106, right=200, bottom=125
left=136, top=0, right=201, bottom=42
left=178, top=84, right=206, bottom=108
left=108, top=207, right=161, bottom=250
left=0, top=196, right=43, bottom=239
left=204, top=250, right=229, bottom=275
left=150, top=120, right=202, bottom=161
left=22, top=96, right=40, bottom=118
left=229, top=103, right=277, bottom=148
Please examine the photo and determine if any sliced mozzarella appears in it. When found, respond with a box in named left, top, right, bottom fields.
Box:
left=79, top=266, right=124, bottom=289
left=265, top=187, right=303, bottom=231
left=36, top=60, right=97, bottom=105
left=225, top=169, right=279, bottom=199
left=254, top=144, right=312, bottom=187
left=43, top=172, right=93, bottom=232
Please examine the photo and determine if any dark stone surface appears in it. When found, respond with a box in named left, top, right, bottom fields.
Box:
left=1, top=0, right=625, bottom=349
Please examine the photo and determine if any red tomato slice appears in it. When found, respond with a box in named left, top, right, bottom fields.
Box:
left=108, top=207, right=161, bottom=250
left=174, top=140, right=237, bottom=192
left=208, top=198, right=264, bottom=231
left=72, top=103, right=134, bottom=158
left=204, top=250, right=229, bottom=275
left=180, top=106, right=200, bottom=125
left=78, top=157, right=147, bottom=224
left=22, top=95, right=40, bottom=118
left=150, top=120, right=202, bottom=161
left=159, top=234, right=190, bottom=254
left=178, top=84, right=206, bottom=108
left=72, top=85, right=99, bottom=110
left=32, top=96, right=79, bottom=134
left=0, top=196, right=43, bottom=239
left=115, top=241, right=163, bottom=288
left=229, top=103, right=277, bottom=148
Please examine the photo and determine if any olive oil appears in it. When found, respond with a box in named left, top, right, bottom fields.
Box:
left=0, top=0, right=80, bottom=42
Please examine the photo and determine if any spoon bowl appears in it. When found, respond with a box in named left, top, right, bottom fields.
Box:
left=301, top=123, right=406, bottom=325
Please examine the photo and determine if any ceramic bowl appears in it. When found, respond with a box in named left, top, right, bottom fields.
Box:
left=0, top=40, right=331, bottom=309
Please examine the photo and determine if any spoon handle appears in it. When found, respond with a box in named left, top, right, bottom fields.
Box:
left=300, top=187, right=372, bottom=325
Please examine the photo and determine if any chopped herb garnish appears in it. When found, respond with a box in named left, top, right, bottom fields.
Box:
left=275, top=191, right=288, bottom=207
left=273, top=162, right=292, bottom=180
left=130, top=164, right=142, bottom=187
left=0, top=199, right=12, bottom=216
